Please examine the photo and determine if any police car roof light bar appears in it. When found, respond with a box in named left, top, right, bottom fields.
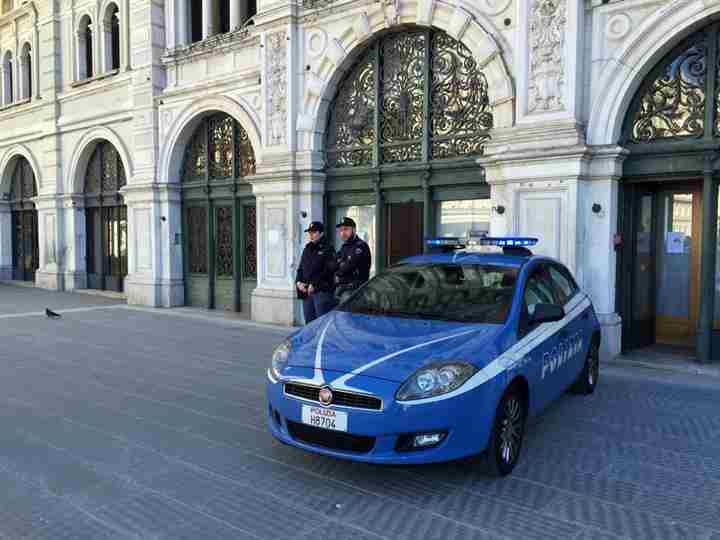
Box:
left=425, top=237, right=466, bottom=252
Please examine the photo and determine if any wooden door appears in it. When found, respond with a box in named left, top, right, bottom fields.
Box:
left=385, top=202, right=423, bottom=267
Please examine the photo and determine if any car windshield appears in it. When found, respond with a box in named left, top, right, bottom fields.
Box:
left=339, top=263, right=519, bottom=324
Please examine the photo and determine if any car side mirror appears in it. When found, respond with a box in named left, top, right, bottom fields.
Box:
left=529, top=303, right=565, bottom=325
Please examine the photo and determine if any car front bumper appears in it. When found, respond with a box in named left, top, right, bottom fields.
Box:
left=266, top=371, right=503, bottom=465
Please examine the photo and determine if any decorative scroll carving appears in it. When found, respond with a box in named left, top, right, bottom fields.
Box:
left=631, top=40, right=707, bottom=142
left=431, top=31, right=493, bottom=159
left=244, top=206, right=257, bottom=277
left=380, top=31, right=425, bottom=164
left=182, top=113, right=256, bottom=183
left=327, top=55, right=376, bottom=168
left=186, top=206, right=208, bottom=274
left=84, top=141, right=126, bottom=195
left=9, top=158, right=36, bottom=203
left=326, top=28, right=492, bottom=168
left=208, top=115, right=234, bottom=180
left=528, top=0, right=567, bottom=113
left=266, top=31, right=287, bottom=146
left=215, top=206, right=233, bottom=276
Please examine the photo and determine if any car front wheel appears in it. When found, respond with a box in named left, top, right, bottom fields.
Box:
left=484, top=388, right=526, bottom=476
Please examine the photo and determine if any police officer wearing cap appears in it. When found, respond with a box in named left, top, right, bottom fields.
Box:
left=334, top=217, right=372, bottom=303
left=296, top=221, right=337, bottom=324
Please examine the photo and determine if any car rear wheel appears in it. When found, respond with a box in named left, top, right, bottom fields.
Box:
left=570, top=340, right=599, bottom=395
left=484, top=389, right=526, bottom=476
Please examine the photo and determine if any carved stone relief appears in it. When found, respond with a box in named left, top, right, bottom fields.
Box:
left=265, top=31, right=288, bottom=146
left=528, top=0, right=566, bottom=113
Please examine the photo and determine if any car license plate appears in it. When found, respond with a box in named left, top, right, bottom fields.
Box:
left=301, top=405, right=348, bottom=432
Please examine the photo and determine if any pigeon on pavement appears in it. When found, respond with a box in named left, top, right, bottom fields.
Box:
left=45, top=308, right=61, bottom=319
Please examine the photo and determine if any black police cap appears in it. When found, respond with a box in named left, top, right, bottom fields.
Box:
left=336, top=217, right=357, bottom=229
left=304, top=221, right=324, bottom=233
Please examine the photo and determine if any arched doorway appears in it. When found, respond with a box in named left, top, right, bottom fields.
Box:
left=8, top=157, right=38, bottom=282
left=181, top=112, right=257, bottom=313
left=83, top=140, right=128, bottom=292
left=324, top=26, right=493, bottom=272
left=618, top=21, right=720, bottom=360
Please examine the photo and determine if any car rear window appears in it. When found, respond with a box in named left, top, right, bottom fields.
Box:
left=340, top=263, right=519, bottom=324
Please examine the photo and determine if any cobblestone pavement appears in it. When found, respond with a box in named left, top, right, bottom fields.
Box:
left=0, top=287, right=719, bottom=539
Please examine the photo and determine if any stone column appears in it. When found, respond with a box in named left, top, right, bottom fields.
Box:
left=34, top=195, right=62, bottom=290
left=230, top=0, right=242, bottom=30
left=123, top=183, right=184, bottom=307
left=249, top=172, right=324, bottom=326
left=59, top=195, right=87, bottom=291
left=202, top=0, right=215, bottom=40
left=0, top=201, right=12, bottom=280
left=176, top=0, right=188, bottom=45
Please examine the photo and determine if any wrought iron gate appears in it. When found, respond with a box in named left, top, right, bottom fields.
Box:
left=9, top=157, right=38, bottom=282
left=84, top=141, right=127, bottom=292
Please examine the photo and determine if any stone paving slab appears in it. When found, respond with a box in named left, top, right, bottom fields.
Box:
left=0, top=291, right=719, bottom=538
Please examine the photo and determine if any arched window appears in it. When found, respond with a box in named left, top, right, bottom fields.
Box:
left=3, top=52, right=13, bottom=105
left=84, top=141, right=128, bottom=292
left=20, top=43, right=31, bottom=101
left=104, top=3, right=121, bottom=72
left=325, top=28, right=493, bottom=271
left=180, top=113, right=257, bottom=312
left=182, top=113, right=256, bottom=182
left=326, top=28, right=492, bottom=168
left=8, top=157, right=38, bottom=282
left=78, top=16, right=94, bottom=80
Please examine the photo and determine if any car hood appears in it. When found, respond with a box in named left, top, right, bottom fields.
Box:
left=286, top=311, right=504, bottom=383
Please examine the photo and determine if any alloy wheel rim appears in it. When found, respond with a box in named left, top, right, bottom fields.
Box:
left=499, top=398, right=523, bottom=464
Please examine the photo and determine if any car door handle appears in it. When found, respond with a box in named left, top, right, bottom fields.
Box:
left=558, top=329, right=568, bottom=339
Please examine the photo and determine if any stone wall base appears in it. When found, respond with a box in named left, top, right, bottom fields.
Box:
left=251, top=287, right=300, bottom=326
left=597, top=312, right=622, bottom=361
left=35, top=271, right=62, bottom=291
left=126, top=277, right=184, bottom=308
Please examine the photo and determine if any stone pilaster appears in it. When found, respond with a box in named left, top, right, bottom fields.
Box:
left=122, top=182, right=184, bottom=308
left=249, top=167, right=325, bottom=326
left=34, top=194, right=62, bottom=290
left=0, top=201, right=12, bottom=280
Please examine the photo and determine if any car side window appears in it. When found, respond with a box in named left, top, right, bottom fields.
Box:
left=523, top=265, right=556, bottom=317
left=548, top=264, right=578, bottom=305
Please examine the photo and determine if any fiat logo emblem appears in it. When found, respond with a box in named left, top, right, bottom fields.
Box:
left=318, top=387, right=333, bottom=406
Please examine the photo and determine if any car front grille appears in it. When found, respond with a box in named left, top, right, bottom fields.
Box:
left=284, top=383, right=382, bottom=410
left=286, top=421, right=375, bottom=454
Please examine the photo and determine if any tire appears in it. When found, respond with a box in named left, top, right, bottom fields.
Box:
left=484, top=389, right=526, bottom=477
left=570, top=340, right=599, bottom=395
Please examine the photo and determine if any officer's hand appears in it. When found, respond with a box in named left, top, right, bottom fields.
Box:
left=308, top=284, right=315, bottom=295
left=296, top=281, right=307, bottom=292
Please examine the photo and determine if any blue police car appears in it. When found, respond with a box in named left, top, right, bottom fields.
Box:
left=266, top=236, right=600, bottom=476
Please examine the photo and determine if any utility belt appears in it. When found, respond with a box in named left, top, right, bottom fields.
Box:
left=334, top=281, right=359, bottom=300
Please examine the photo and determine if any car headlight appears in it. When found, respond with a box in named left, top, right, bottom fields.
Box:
left=396, top=362, right=477, bottom=401
left=270, top=339, right=292, bottom=380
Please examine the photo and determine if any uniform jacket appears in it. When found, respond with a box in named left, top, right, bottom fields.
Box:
left=296, top=236, right=336, bottom=299
left=335, top=234, right=371, bottom=288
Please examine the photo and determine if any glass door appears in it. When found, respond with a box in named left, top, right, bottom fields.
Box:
left=655, top=189, right=702, bottom=347
left=626, top=188, right=657, bottom=350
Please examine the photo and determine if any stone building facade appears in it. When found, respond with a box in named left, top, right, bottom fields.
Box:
left=1, top=0, right=719, bottom=362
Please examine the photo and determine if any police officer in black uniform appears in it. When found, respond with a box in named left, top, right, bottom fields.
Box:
left=334, top=217, right=372, bottom=303
left=296, top=221, right=337, bottom=324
